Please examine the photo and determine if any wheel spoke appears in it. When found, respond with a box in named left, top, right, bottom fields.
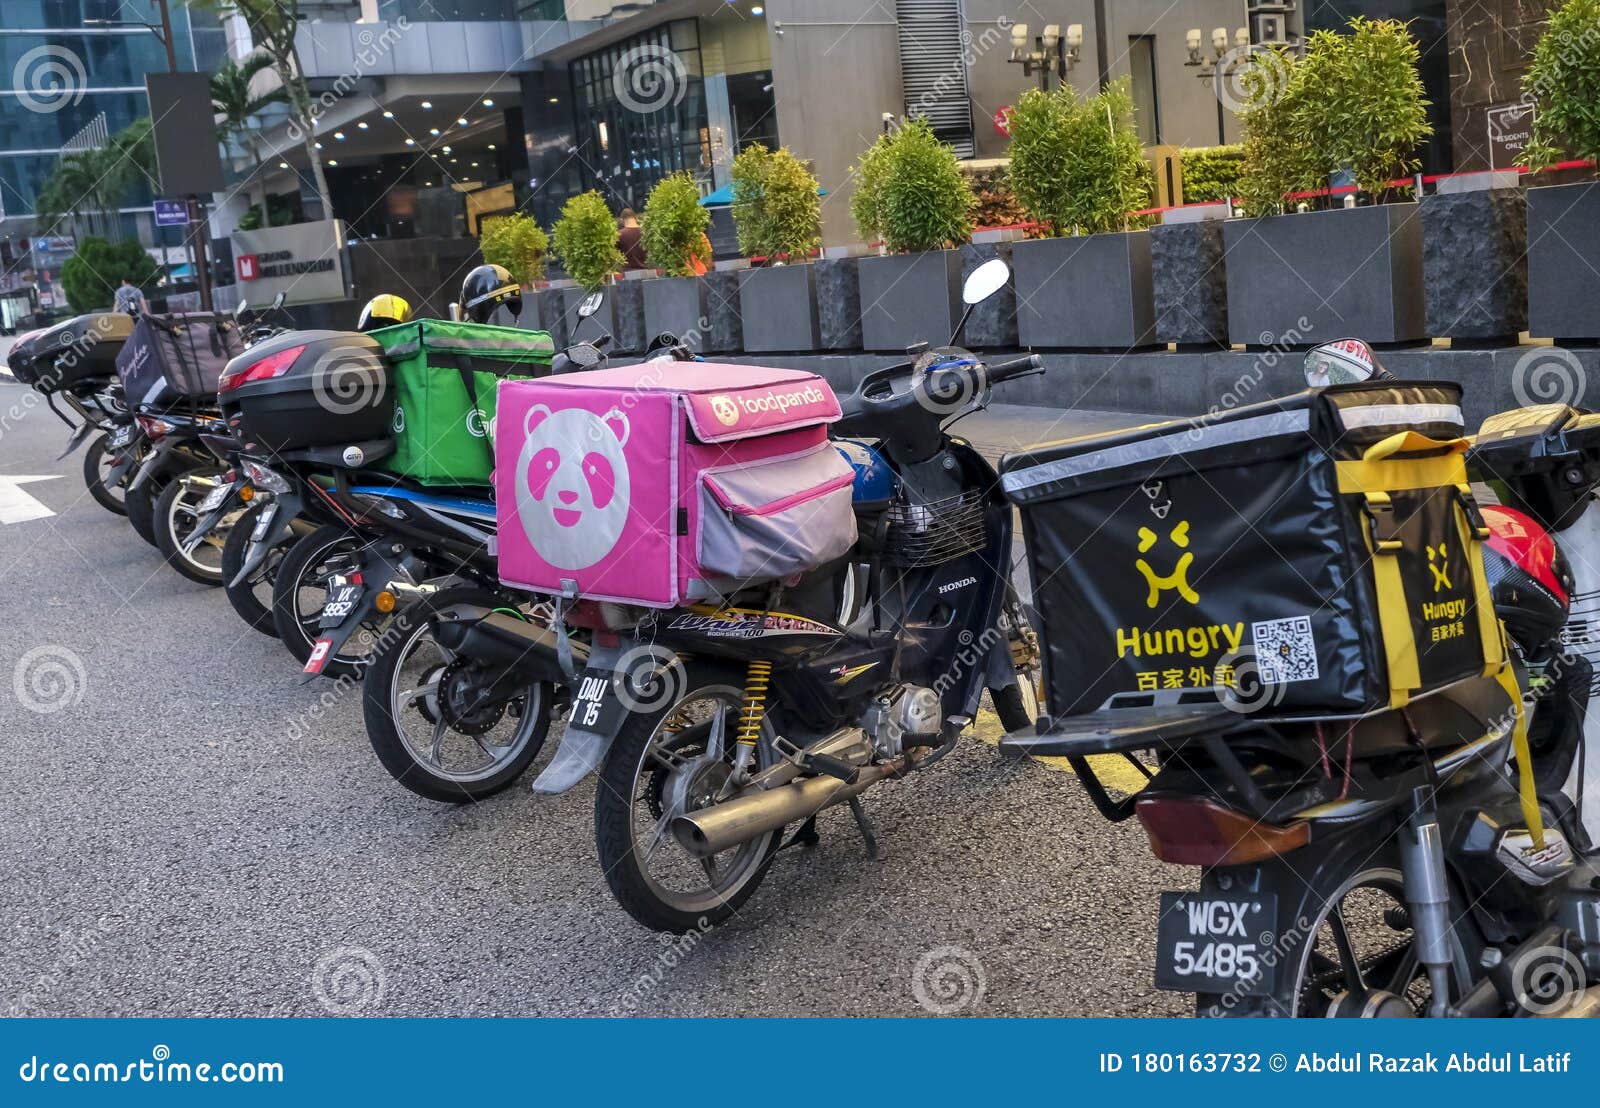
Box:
left=428, top=715, right=449, bottom=766
left=397, top=679, right=441, bottom=710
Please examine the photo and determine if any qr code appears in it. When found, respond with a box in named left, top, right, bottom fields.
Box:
left=1252, top=616, right=1319, bottom=684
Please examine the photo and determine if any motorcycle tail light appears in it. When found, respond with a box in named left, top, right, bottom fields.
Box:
left=135, top=415, right=174, bottom=439
left=1135, top=796, right=1310, bottom=867
left=218, top=344, right=305, bottom=392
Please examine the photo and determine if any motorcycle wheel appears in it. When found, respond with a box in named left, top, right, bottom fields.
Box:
left=82, top=433, right=129, bottom=516
left=361, top=587, right=554, bottom=803
left=989, top=681, right=1039, bottom=734
left=126, top=457, right=203, bottom=548
left=270, top=524, right=383, bottom=679
left=220, top=504, right=292, bottom=637
left=595, top=661, right=780, bottom=933
left=154, top=468, right=231, bottom=586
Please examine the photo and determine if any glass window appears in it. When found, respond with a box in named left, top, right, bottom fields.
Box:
left=1128, top=36, right=1160, bottom=146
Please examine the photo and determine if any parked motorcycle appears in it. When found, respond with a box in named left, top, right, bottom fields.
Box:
left=999, top=339, right=1600, bottom=1018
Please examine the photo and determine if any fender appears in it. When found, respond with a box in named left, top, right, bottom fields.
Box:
left=102, top=441, right=142, bottom=487
left=56, top=420, right=94, bottom=460
left=126, top=436, right=178, bottom=492
left=531, top=642, right=638, bottom=795
left=228, top=490, right=305, bottom=587
left=300, top=546, right=420, bottom=681
left=182, top=477, right=240, bottom=554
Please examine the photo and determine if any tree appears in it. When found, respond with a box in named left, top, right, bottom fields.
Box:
left=640, top=173, right=711, bottom=276
left=1520, top=0, right=1600, bottom=169
left=212, top=51, right=286, bottom=215
left=196, top=1, right=333, bottom=221
left=1005, top=78, right=1152, bottom=236
left=848, top=118, right=974, bottom=252
left=730, top=143, right=821, bottom=260
left=551, top=191, right=624, bottom=291
left=480, top=213, right=550, bottom=285
left=34, top=122, right=156, bottom=241
left=61, top=237, right=160, bottom=312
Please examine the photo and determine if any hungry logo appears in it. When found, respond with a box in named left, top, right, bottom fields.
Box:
left=1135, top=520, right=1199, bottom=608
left=514, top=404, right=631, bottom=570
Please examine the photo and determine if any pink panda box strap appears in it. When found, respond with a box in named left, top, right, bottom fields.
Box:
left=541, top=362, right=842, bottom=443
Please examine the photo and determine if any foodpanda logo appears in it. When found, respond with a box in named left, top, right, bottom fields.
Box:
left=514, top=404, right=631, bottom=570
left=709, top=394, right=739, bottom=427
left=738, top=385, right=827, bottom=418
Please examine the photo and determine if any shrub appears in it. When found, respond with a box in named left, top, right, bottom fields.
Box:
left=1180, top=145, right=1244, bottom=204
left=1236, top=46, right=1322, bottom=215
left=1520, top=0, right=1600, bottom=169
left=965, top=165, right=1028, bottom=229
left=61, top=237, right=158, bottom=312
left=731, top=144, right=822, bottom=260
left=641, top=172, right=711, bottom=277
left=848, top=118, right=973, bottom=252
left=551, top=191, right=623, bottom=291
left=479, top=213, right=550, bottom=286
left=1005, top=78, right=1153, bottom=236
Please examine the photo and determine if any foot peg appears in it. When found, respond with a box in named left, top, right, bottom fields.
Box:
left=802, top=751, right=859, bottom=784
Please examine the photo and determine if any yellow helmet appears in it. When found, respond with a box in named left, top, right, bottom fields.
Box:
left=358, top=293, right=412, bottom=332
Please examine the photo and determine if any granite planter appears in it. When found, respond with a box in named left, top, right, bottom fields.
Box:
left=959, top=242, right=1017, bottom=348
left=740, top=263, right=821, bottom=353
left=608, top=279, right=646, bottom=354
left=816, top=257, right=863, bottom=351
left=857, top=249, right=962, bottom=353
left=537, top=285, right=571, bottom=350
left=702, top=269, right=743, bottom=354
left=643, top=276, right=709, bottom=350
left=1151, top=221, right=1228, bottom=348
left=1223, top=204, right=1424, bottom=347
left=1013, top=231, right=1157, bottom=350
left=1421, top=188, right=1526, bottom=345
left=1528, top=181, right=1600, bottom=343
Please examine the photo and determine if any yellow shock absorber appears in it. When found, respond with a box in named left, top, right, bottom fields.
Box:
left=737, top=660, right=772, bottom=746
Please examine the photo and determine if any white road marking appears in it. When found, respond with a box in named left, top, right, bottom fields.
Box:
left=0, top=475, right=61, bottom=523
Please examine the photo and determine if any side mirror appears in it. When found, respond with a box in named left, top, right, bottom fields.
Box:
left=1303, top=338, right=1380, bottom=388
left=577, top=291, right=604, bottom=319
left=271, top=291, right=287, bottom=310
left=234, top=300, right=248, bottom=319
left=962, top=258, right=1010, bottom=305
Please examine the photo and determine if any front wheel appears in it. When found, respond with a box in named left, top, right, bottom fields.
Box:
left=82, top=433, right=130, bottom=516
left=595, top=661, right=780, bottom=933
left=361, top=588, right=554, bottom=803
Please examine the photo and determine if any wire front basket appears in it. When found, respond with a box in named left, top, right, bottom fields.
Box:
left=880, top=488, right=987, bottom=567
left=1560, top=589, right=1600, bottom=696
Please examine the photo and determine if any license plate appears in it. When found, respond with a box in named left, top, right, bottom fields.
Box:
left=109, top=425, right=134, bottom=447
left=250, top=504, right=277, bottom=542
left=197, top=482, right=232, bottom=514
left=319, top=576, right=364, bottom=628
left=1154, top=891, right=1278, bottom=995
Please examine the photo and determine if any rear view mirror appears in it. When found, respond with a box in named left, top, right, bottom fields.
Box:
left=271, top=291, right=287, bottom=310
left=577, top=291, right=604, bottom=318
left=962, top=258, right=1010, bottom=305
left=1303, top=339, right=1379, bottom=388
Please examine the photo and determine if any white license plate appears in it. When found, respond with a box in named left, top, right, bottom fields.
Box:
left=1154, top=891, right=1278, bottom=995
left=249, top=504, right=277, bottom=542
left=197, top=483, right=231, bottom=514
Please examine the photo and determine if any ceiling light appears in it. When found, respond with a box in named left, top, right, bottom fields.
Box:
left=382, top=110, right=394, bottom=119
left=334, top=131, right=345, bottom=140
left=357, top=121, right=368, bottom=130
left=429, top=127, right=440, bottom=135
left=442, top=145, right=452, bottom=154
left=456, top=117, right=468, bottom=126
left=404, top=137, right=415, bottom=146
left=487, top=143, right=496, bottom=150
left=751, top=4, right=764, bottom=13
left=421, top=100, right=433, bottom=109
left=548, top=97, right=559, bottom=104
left=482, top=98, right=494, bottom=107
left=327, top=159, right=338, bottom=166
left=471, top=161, right=479, bottom=167
left=314, top=141, right=323, bottom=149
left=278, top=161, right=289, bottom=169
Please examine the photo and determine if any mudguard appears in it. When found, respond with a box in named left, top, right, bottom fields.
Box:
left=531, top=642, right=635, bottom=796
left=103, top=441, right=142, bottom=487
left=56, top=421, right=94, bottom=460
left=300, top=546, right=419, bottom=681
left=127, top=437, right=178, bottom=492
left=228, top=490, right=304, bottom=587
left=182, top=479, right=241, bottom=554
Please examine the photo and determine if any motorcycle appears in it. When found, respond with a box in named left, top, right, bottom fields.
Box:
left=408, top=260, right=1043, bottom=931
left=999, top=342, right=1600, bottom=1018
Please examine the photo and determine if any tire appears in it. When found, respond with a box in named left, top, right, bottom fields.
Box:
left=361, top=588, right=553, bottom=803
left=126, top=456, right=201, bottom=548
left=990, top=680, right=1038, bottom=734
left=153, top=467, right=230, bottom=585
left=270, top=524, right=379, bottom=679
left=595, top=661, right=780, bottom=933
left=220, top=503, right=292, bottom=636
left=82, top=433, right=129, bottom=516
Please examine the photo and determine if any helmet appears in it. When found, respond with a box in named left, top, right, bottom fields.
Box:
left=1482, top=503, right=1572, bottom=654
left=834, top=439, right=896, bottom=508
left=458, top=264, right=521, bottom=324
left=357, top=293, right=412, bottom=332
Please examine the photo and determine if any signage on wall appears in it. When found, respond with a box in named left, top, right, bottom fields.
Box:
left=993, top=105, right=1013, bottom=137
left=153, top=199, right=190, bottom=227
left=229, top=219, right=350, bottom=306
left=1486, top=100, right=1535, bottom=169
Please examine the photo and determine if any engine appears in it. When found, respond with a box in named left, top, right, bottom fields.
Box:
left=862, top=685, right=942, bottom=758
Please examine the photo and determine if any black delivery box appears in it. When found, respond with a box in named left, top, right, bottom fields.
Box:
left=218, top=329, right=393, bottom=455
left=8, top=311, right=134, bottom=392
left=1000, top=383, right=1503, bottom=717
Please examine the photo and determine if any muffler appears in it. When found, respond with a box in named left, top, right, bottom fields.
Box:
left=671, top=752, right=912, bottom=857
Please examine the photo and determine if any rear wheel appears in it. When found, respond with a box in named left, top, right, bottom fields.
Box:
left=270, top=524, right=383, bottom=678
left=82, top=433, right=129, bottom=516
left=362, top=588, right=553, bottom=802
left=154, top=468, right=232, bottom=585
left=595, top=662, right=779, bottom=933
left=220, top=503, right=288, bottom=636
left=126, top=456, right=201, bottom=548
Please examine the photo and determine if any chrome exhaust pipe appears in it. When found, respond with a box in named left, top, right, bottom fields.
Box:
left=671, top=751, right=913, bottom=857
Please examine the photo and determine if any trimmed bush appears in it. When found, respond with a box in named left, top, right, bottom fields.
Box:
left=1180, top=146, right=1244, bottom=204
left=1521, top=0, right=1600, bottom=169
left=479, top=213, right=549, bottom=286
left=849, top=118, right=974, bottom=252
left=641, top=172, right=711, bottom=277
left=62, top=237, right=157, bottom=312
left=551, top=191, right=623, bottom=291
left=731, top=143, right=822, bottom=260
left=1005, top=77, right=1153, bottom=235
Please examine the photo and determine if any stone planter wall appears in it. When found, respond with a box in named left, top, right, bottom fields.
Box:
left=1013, top=231, right=1157, bottom=350
left=1528, top=181, right=1600, bottom=343
left=816, top=257, right=863, bottom=351
left=959, top=242, right=1017, bottom=348
left=741, top=264, right=821, bottom=353
left=856, top=250, right=961, bottom=352
left=1151, top=221, right=1227, bottom=347
left=1423, top=188, right=1527, bottom=344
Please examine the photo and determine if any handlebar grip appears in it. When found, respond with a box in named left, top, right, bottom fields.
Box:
left=988, top=353, right=1044, bottom=383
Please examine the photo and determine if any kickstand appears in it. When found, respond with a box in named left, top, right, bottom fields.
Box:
left=848, top=797, right=879, bottom=860
left=781, top=816, right=820, bottom=851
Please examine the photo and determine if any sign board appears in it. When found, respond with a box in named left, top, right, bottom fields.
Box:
left=1486, top=100, right=1535, bottom=169
left=993, top=105, right=1013, bottom=137
left=154, top=199, right=190, bottom=227
left=229, top=219, right=350, bottom=306
left=145, top=72, right=226, bottom=195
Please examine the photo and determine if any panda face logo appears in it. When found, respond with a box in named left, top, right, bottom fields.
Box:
left=514, top=404, right=631, bottom=570
left=709, top=394, right=739, bottom=427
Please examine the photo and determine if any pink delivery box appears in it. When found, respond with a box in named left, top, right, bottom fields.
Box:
left=494, top=362, right=858, bottom=607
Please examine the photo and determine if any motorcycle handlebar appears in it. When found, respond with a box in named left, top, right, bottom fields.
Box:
left=986, top=353, right=1044, bottom=384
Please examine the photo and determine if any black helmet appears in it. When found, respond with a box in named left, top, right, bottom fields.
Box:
left=458, top=264, right=521, bottom=324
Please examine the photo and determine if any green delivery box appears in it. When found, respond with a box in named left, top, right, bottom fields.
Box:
left=371, top=319, right=554, bottom=486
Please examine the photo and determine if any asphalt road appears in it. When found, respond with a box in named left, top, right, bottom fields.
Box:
left=0, top=376, right=1192, bottom=1018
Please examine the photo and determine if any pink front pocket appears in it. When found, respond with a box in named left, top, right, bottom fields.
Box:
left=695, top=444, right=859, bottom=587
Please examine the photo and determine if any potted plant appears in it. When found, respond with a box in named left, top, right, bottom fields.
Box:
left=1519, top=0, right=1600, bottom=343
left=850, top=118, right=976, bottom=351
left=638, top=172, right=738, bottom=352
left=550, top=190, right=626, bottom=351
left=1008, top=78, right=1156, bottom=350
left=1223, top=20, right=1431, bottom=347
left=479, top=213, right=549, bottom=331
left=732, top=143, right=825, bottom=352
